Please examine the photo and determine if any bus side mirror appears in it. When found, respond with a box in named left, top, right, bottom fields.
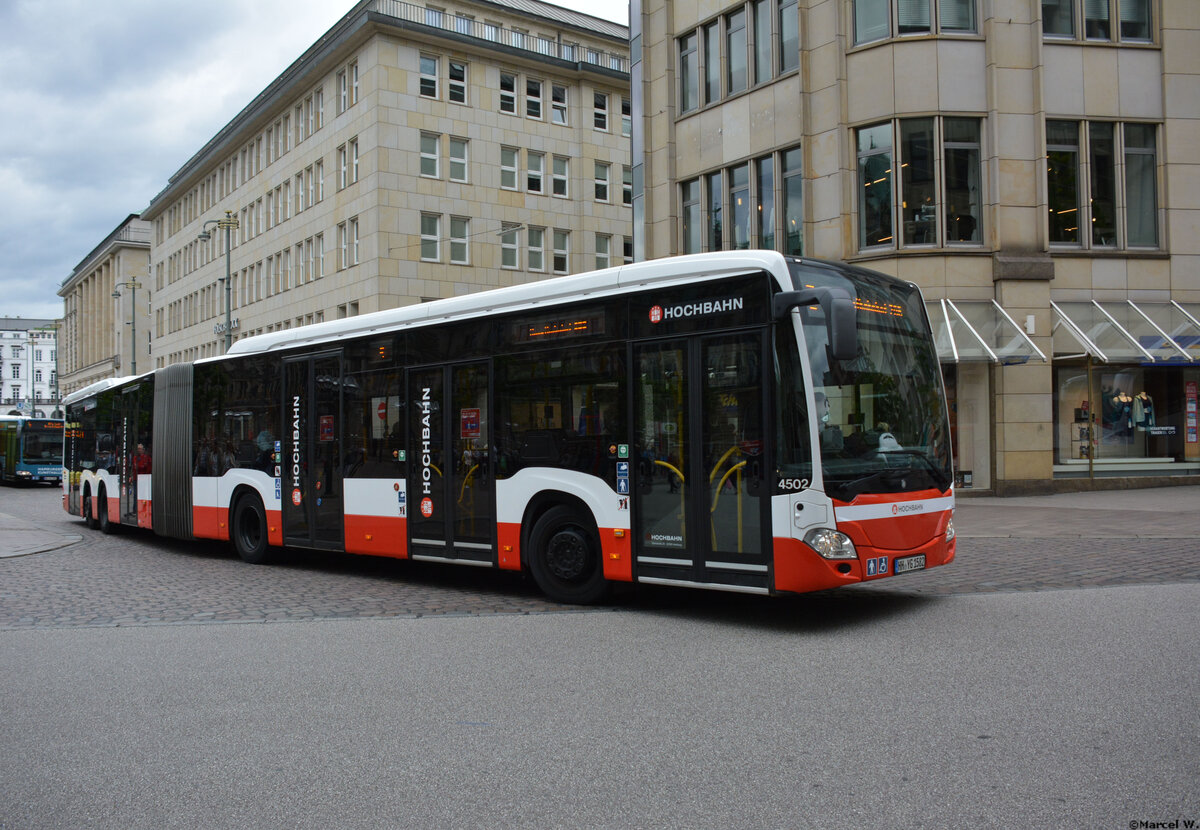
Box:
left=773, top=287, right=858, bottom=362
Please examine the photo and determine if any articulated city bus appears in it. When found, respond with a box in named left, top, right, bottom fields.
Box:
left=1, top=416, right=64, bottom=485
left=62, top=251, right=955, bottom=602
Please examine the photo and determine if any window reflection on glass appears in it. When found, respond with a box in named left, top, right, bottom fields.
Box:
left=1089, top=122, right=1116, bottom=247
left=730, top=164, right=751, bottom=249
left=757, top=155, right=775, bottom=250
left=726, top=9, right=747, bottom=94
left=944, top=118, right=981, bottom=243
left=1047, top=120, right=1080, bottom=244
left=901, top=118, right=936, bottom=245
left=1124, top=123, right=1158, bottom=247
left=782, top=147, right=803, bottom=255
left=857, top=123, right=893, bottom=248
left=706, top=171, right=723, bottom=251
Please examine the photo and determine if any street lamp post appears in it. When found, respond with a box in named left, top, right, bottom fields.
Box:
left=198, top=210, right=240, bottom=353
left=111, top=280, right=143, bottom=375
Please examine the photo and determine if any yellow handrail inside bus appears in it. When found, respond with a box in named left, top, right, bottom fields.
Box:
left=458, top=463, right=479, bottom=535
left=710, top=459, right=746, bottom=552
left=458, top=464, right=479, bottom=505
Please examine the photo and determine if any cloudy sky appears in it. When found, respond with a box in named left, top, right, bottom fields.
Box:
left=0, top=0, right=628, bottom=321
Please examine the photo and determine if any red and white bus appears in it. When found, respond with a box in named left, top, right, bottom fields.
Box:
left=62, top=251, right=955, bottom=602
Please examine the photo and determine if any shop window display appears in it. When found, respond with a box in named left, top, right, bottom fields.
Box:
left=1055, top=365, right=1197, bottom=471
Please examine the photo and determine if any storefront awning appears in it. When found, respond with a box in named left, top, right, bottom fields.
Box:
left=1051, top=300, right=1199, bottom=363
left=927, top=299, right=1047, bottom=364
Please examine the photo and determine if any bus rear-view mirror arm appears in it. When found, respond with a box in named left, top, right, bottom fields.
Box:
left=773, top=287, right=858, bottom=361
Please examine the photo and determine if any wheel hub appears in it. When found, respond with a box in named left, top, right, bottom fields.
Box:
left=546, top=528, right=588, bottom=581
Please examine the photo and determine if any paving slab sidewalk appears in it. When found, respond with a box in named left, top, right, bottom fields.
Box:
left=0, top=509, right=83, bottom=558
left=955, top=485, right=1200, bottom=539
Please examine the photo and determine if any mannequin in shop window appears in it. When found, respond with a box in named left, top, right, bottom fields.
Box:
left=1134, top=391, right=1155, bottom=430
left=1108, top=388, right=1134, bottom=441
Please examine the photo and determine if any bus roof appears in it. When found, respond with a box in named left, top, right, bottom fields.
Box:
left=62, top=375, right=145, bottom=407
left=225, top=251, right=791, bottom=358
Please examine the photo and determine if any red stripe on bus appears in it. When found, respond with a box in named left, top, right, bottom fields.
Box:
left=138, top=499, right=152, bottom=529
left=600, top=527, right=632, bottom=582
left=344, top=513, right=407, bottom=558
left=193, top=505, right=229, bottom=541
left=267, top=510, right=283, bottom=547
left=772, top=537, right=858, bottom=594
left=497, top=523, right=521, bottom=570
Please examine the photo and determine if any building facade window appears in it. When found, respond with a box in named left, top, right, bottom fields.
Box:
left=420, top=54, right=438, bottom=98
left=706, top=171, right=723, bottom=250
left=527, top=151, right=544, bottom=193
left=685, top=146, right=804, bottom=254
left=726, top=9, right=748, bottom=94
left=782, top=146, right=803, bottom=255
left=854, top=0, right=977, bottom=45
left=856, top=118, right=982, bottom=250
left=757, top=155, right=775, bottom=249
left=501, top=223, right=520, bottom=269
left=526, top=78, right=543, bottom=118
left=500, top=146, right=519, bottom=189
left=421, top=213, right=440, bottom=261
left=1047, top=119, right=1158, bottom=249
left=595, top=234, right=611, bottom=269
left=552, top=84, right=568, bottom=124
left=552, top=229, right=570, bottom=273
left=595, top=161, right=611, bottom=202
left=552, top=156, right=569, bottom=197
left=528, top=226, right=546, bottom=271
left=420, top=132, right=440, bottom=178
left=778, top=0, right=799, bottom=72
left=1042, top=0, right=1151, bottom=42
left=623, top=165, right=634, bottom=206
left=594, top=92, right=609, bottom=130
left=448, top=61, right=467, bottom=103
left=500, top=72, right=517, bottom=113
left=450, top=216, right=469, bottom=264
left=681, top=179, right=701, bottom=253
left=449, top=137, right=469, bottom=182
left=679, top=32, right=698, bottom=113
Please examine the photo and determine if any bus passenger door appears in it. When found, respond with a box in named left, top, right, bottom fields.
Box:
left=633, top=332, right=770, bottom=590
left=118, top=385, right=144, bottom=526
left=282, top=352, right=344, bottom=549
left=407, top=362, right=494, bottom=564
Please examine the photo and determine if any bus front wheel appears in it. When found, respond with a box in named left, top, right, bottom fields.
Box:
left=232, top=493, right=272, bottom=565
left=527, top=506, right=608, bottom=605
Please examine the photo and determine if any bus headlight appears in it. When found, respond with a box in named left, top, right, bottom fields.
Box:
left=945, top=518, right=956, bottom=543
left=804, top=527, right=857, bottom=560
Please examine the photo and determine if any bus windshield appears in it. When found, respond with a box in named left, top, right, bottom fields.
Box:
left=23, top=426, right=64, bottom=465
left=789, top=261, right=952, bottom=502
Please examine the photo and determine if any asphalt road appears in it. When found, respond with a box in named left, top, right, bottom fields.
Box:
left=1, top=486, right=1198, bottom=828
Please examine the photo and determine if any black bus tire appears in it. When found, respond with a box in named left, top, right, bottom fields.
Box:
left=83, top=490, right=98, bottom=530
left=98, top=487, right=115, bottom=534
left=527, top=505, right=609, bottom=605
left=232, top=493, right=272, bottom=565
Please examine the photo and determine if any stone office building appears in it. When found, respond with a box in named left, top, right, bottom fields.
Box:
left=143, top=0, right=632, bottom=367
left=630, top=0, right=1200, bottom=492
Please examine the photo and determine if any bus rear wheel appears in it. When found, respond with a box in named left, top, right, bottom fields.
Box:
left=528, top=506, right=608, bottom=605
left=97, top=487, right=116, bottom=534
left=232, top=493, right=272, bottom=565
left=83, top=491, right=98, bottom=530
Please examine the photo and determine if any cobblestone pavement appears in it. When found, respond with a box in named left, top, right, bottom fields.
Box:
left=1, top=485, right=1197, bottom=630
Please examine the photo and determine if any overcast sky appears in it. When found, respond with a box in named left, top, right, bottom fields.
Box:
left=0, top=0, right=629, bottom=322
